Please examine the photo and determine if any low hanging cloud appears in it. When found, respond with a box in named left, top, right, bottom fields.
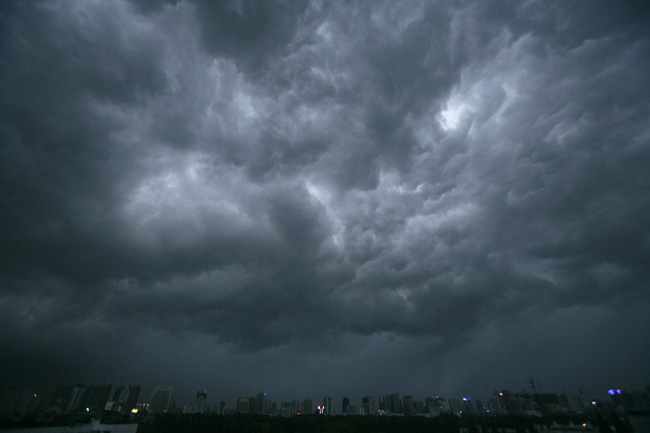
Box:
left=1, top=0, right=649, bottom=403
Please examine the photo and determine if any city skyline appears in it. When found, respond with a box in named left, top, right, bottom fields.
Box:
left=1, top=0, right=649, bottom=407
left=4, top=378, right=646, bottom=417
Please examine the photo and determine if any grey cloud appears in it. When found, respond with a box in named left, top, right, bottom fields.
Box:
left=1, top=0, right=649, bottom=401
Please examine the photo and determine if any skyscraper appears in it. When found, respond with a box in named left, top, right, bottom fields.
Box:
left=125, top=385, right=141, bottom=413
left=302, top=398, right=313, bottom=414
left=385, top=393, right=402, bottom=414
left=342, top=397, right=350, bottom=415
left=194, top=390, right=207, bottom=413
left=149, top=386, right=173, bottom=414
left=67, top=385, right=85, bottom=412
left=402, top=395, right=415, bottom=414
left=79, top=383, right=112, bottom=413
left=236, top=397, right=249, bottom=414
left=323, top=396, right=333, bottom=415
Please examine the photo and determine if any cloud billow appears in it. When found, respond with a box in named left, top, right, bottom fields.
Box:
left=1, top=0, right=649, bottom=401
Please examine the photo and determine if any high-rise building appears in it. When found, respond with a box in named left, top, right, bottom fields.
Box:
left=125, top=385, right=141, bottom=413
left=252, top=393, right=265, bottom=414
left=113, top=387, right=127, bottom=404
left=67, top=385, right=85, bottom=412
left=194, top=390, right=207, bottom=413
left=217, top=400, right=226, bottom=415
left=362, top=396, right=380, bottom=415
left=402, top=395, right=415, bottom=414
left=79, top=383, right=112, bottom=413
left=385, top=393, right=402, bottom=414
left=342, top=397, right=350, bottom=415
left=47, top=385, right=75, bottom=412
left=447, top=397, right=461, bottom=414
left=149, top=386, right=174, bottom=414
left=302, top=398, right=313, bottom=414
left=236, top=397, right=249, bottom=414
left=323, top=396, right=333, bottom=415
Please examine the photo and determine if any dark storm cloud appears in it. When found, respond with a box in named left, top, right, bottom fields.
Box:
left=1, top=0, right=649, bottom=402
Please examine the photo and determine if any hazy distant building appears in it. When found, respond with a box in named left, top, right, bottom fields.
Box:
left=402, top=395, right=415, bottom=414
left=47, top=385, right=75, bottom=412
left=217, top=400, right=226, bottom=415
left=194, top=390, right=207, bottom=413
left=109, top=385, right=137, bottom=414
left=236, top=397, right=249, bottom=414
left=113, top=387, right=126, bottom=404
left=79, top=383, right=112, bottom=413
left=342, top=397, right=350, bottom=415
left=149, top=386, right=173, bottom=414
left=448, top=397, right=461, bottom=414
left=362, top=396, right=380, bottom=415
left=559, top=393, right=585, bottom=413
left=67, top=385, right=85, bottom=412
left=0, top=387, right=47, bottom=416
left=385, top=393, right=402, bottom=414
left=323, top=396, right=333, bottom=415
left=302, top=398, right=313, bottom=414
left=252, top=393, right=265, bottom=414
left=488, top=394, right=504, bottom=414
left=125, top=385, right=141, bottom=413
left=461, top=397, right=474, bottom=414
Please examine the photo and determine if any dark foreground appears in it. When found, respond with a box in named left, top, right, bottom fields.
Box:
left=136, top=413, right=585, bottom=433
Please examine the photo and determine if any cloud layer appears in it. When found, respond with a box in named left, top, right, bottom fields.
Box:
left=1, top=0, right=649, bottom=404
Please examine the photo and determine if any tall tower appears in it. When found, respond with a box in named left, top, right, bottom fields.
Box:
left=323, top=396, right=333, bottom=415
left=79, top=383, right=112, bottom=413
left=302, top=398, right=313, bottom=414
left=125, top=385, right=141, bottom=413
left=149, top=386, right=173, bottom=414
left=342, top=397, right=350, bottom=415
left=194, top=390, right=207, bottom=413
left=385, top=393, right=402, bottom=414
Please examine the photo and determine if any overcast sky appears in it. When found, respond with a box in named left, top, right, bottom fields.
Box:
left=1, top=0, right=650, bottom=409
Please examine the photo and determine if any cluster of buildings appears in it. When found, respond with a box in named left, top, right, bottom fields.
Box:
left=0, top=383, right=141, bottom=418
left=2, top=382, right=649, bottom=421
left=145, top=385, right=650, bottom=420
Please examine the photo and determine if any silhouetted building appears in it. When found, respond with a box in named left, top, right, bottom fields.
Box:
left=79, top=383, right=112, bottom=413
left=236, top=397, right=249, bottom=414
left=362, top=396, right=380, bottom=415
left=113, top=387, right=126, bottom=403
left=47, top=385, right=76, bottom=412
left=448, top=397, right=461, bottom=414
left=323, top=396, right=333, bottom=415
left=342, top=397, right=350, bottom=415
left=302, top=398, right=312, bottom=414
left=67, top=385, right=85, bottom=412
left=149, top=386, right=173, bottom=414
left=252, top=393, right=266, bottom=414
left=125, top=385, right=141, bottom=413
left=385, top=393, right=402, bottom=414
left=194, top=390, right=207, bottom=413
left=559, top=393, right=585, bottom=413
left=461, top=397, right=474, bottom=414
left=402, top=395, right=415, bottom=414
